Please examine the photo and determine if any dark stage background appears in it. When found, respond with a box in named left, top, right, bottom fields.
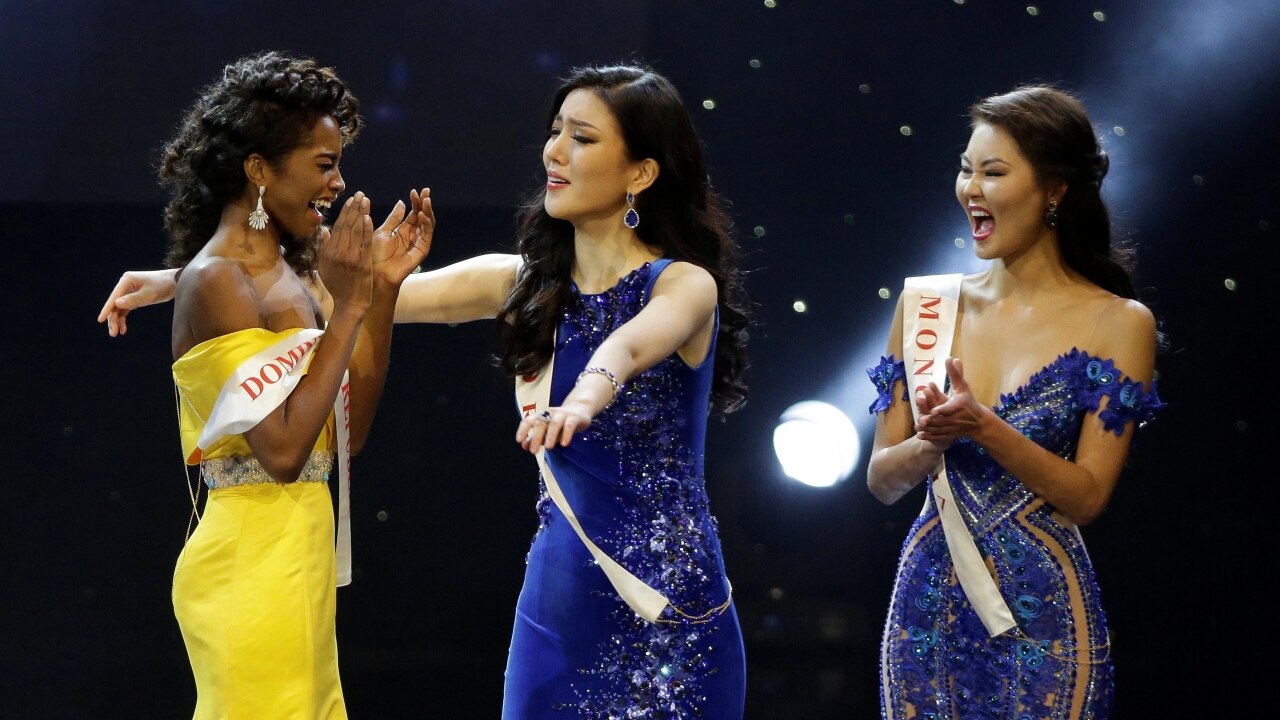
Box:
left=2, top=2, right=1271, bottom=717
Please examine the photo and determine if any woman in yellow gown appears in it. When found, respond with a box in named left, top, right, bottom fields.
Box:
left=155, top=51, right=432, bottom=719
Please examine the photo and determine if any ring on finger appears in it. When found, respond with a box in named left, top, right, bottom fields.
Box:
left=535, top=410, right=552, bottom=423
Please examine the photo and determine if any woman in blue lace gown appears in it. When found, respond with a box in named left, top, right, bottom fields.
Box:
left=99, top=62, right=749, bottom=718
left=866, top=86, right=1163, bottom=720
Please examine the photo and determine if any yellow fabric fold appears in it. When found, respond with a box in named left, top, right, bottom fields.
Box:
left=173, top=327, right=332, bottom=464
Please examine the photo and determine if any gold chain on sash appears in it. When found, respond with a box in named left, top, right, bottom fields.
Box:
left=652, top=582, right=734, bottom=625
left=173, top=385, right=204, bottom=544
left=1007, top=626, right=1112, bottom=665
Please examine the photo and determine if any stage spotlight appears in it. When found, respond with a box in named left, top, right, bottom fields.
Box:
left=773, top=401, right=860, bottom=488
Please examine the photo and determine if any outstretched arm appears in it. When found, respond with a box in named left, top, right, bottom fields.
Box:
left=97, top=268, right=180, bottom=336
left=392, top=252, right=521, bottom=324
left=516, top=261, right=717, bottom=454
left=97, top=248, right=519, bottom=334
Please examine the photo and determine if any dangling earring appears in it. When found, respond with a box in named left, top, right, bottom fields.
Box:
left=623, top=192, right=640, bottom=229
left=1045, top=198, right=1059, bottom=229
left=248, top=185, right=269, bottom=230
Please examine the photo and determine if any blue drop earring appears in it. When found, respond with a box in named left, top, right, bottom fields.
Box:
left=624, top=192, right=640, bottom=229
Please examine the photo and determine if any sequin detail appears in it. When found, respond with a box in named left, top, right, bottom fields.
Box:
left=864, top=348, right=1164, bottom=436
left=529, top=260, right=738, bottom=717
left=201, top=451, right=333, bottom=489
left=878, top=348, right=1164, bottom=719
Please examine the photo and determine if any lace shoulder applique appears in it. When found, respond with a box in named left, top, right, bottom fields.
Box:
left=866, top=354, right=907, bottom=414
left=1062, top=349, right=1166, bottom=435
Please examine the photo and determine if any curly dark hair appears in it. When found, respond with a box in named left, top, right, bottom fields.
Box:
left=159, top=50, right=362, bottom=274
left=495, top=63, right=750, bottom=414
left=969, top=85, right=1134, bottom=298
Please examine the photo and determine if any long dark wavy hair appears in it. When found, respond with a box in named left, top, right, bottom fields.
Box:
left=159, top=50, right=362, bottom=274
left=495, top=64, right=749, bottom=413
left=970, top=85, right=1136, bottom=299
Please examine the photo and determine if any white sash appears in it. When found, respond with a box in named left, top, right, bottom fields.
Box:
left=514, top=357, right=670, bottom=623
left=197, top=328, right=354, bottom=587
left=903, top=274, right=1015, bottom=637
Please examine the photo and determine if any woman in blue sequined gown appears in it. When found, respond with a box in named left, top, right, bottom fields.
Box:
left=508, top=258, right=744, bottom=718
left=866, top=86, right=1163, bottom=720
left=503, top=66, right=748, bottom=719
left=97, top=63, right=749, bottom=718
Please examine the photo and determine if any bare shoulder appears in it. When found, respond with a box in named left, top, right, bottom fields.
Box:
left=1095, top=296, right=1156, bottom=342
left=654, top=260, right=715, bottom=294
left=176, top=256, right=266, bottom=339
left=184, top=257, right=259, bottom=306
left=1091, top=296, right=1157, bottom=380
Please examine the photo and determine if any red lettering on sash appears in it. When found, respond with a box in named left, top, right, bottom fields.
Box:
left=340, top=379, right=352, bottom=452
left=521, top=403, right=537, bottom=414
left=240, top=377, right=264, bottom=400
left=273, top=343, right=308, bottom=371
left=260, top=363, right=283, bottom=384
left=237, top=338, right=316, bottom=402
left=918, top=295, right=941, bottom=320
left=910, top=294, right=942, bottom=395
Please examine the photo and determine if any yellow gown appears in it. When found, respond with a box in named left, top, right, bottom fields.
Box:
left=172, top=328, right=346, bottom=720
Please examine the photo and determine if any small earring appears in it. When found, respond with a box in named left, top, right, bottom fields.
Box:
left=1045, top=198, right=1059, bottom=229
left=623, top=192, right=640, bottom=229
left=248, top=185, right=269, bottom=230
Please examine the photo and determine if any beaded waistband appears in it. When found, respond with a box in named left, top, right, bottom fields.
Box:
left=201, top=451, right=334, bottom=490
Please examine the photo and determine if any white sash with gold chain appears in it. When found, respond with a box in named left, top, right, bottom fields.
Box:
left=903, top=274, right=1015, bottom=637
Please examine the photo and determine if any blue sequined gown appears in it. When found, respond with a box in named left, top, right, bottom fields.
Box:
left=503, top=260, right=746, bottom=719
left=867, top=349, right=1163, bottom=720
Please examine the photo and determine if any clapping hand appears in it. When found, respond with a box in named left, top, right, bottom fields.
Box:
left=372, top=187, right=434, bottom=287
left=914, top=357, right=987, bottom=448
left=319, top=192, right=375, bottom=314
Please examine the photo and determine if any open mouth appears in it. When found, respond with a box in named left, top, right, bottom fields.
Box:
left=309, top=198, right=333, bottom=220
left=969, top=207, right=994, bottom=240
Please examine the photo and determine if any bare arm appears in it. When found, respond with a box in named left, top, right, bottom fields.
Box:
left=98, top=268, right=180, bottom=336
left=517, top=261, right=717, bottom=453
left=392, top=252, right=521, bottom=324
left=97, top=247, right=515, bottom=334
left=915, top=300, right=1157, bottom=525
left=865, top=292, right=946, bottom=505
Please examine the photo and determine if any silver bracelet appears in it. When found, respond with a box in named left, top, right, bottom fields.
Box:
left=576, top=366, right=621, bottom=404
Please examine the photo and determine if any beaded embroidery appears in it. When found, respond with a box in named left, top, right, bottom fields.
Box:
left=531, top=261, right=735, bottom=716
left=866, top=348, right=1164, bottom=718
left=202, top=451, right=333, bottom=489
left=867, top=349, right=1163, bottom=436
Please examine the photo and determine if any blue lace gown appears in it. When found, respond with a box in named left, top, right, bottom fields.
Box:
left=502, top=259, right=747, bottom=719
left=867, top=349, right=1163, bottom=720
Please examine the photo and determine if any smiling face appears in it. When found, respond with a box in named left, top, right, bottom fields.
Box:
left=956, top=122, right=1060, bottom=261
left=542, top=88, right=643, bottom=228
left=261, top=115, right=346, bottom=239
